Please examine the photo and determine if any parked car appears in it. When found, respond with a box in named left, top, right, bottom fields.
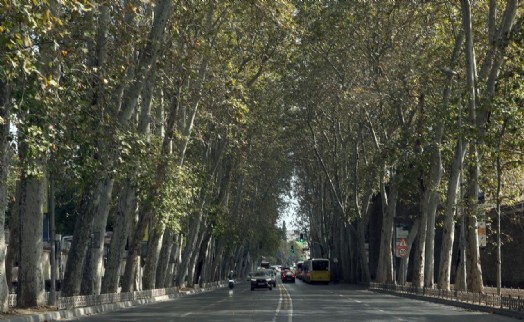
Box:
left=250, top=270, right=273, bottom=291
left=281, top=268, right=295, bottom=283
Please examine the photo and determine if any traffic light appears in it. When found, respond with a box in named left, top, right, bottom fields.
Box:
left=299, top=233, right=304, bottom=243
left=291, top=245, right=295, bottom=254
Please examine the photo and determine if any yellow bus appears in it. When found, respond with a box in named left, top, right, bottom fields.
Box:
left=302, top=258, right=330, bottom=284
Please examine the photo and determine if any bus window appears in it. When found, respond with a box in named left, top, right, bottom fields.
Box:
left=312, top=259, right=329, bottom=271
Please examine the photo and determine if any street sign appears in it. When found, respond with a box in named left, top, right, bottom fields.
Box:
left=396, top=237, right=408, bottom=258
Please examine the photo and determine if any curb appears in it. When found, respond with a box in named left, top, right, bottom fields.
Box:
left=1, top=284, right=225, bottom=322
left=371, top=289, right=524, bottom=320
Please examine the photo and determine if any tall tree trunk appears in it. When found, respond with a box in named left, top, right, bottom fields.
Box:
left=176, top=207, right=205, bottom=288
left=63, top=181, right=105, bottom=296
left=423, top=130, right=444, bottom=288
left=166, top=234, right=183, bottom=287
left=80, top=5, right=113, bottom=295
left=375, top=172, right=398, bottom=284
left=398, top=218, right=419, bottom=285
left=356, top=207, right=371, bottom=283
left=82, top=178, right=114, bottom=295
left=63, top=0, right=173, bottom=296
left=200, top=236, right=215, bottom=284
left=142, top=222, right=166, bottom=289
left=156, top=229, right=175, bottom=289
left=17, top=158, right=45, bottom=307
left=461, top=0, right=484, bottom=293
left=191, top=230, right=211, bottom=286
left=438, top=140, right=467, bottom=290
left=101, top=183, right=136, bottom=293
left=0, top=79, right=11, bottom=311
left=434, top=29, right=464, bottom=290
left=121, top=88, right=180, bottom=292
left=412, top=193, right=427, bottom=288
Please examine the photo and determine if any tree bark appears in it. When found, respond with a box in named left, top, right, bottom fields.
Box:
left=0, top=79, right=11, bottom=311
left=461, top=0, right=483, bottom=293
left=63, top=0, right=173, bottom=296
left=142, top=222, right=166, bottom=289
left=101, top=183, right=136, bottom=293
left=412, top=194, right=427, bottom=288
left=375, top=171, right=398, bottom=284
left=175, top=206, right=206, bottom=288
left=63, top=181, right=105, bottom=296
left=155, top=229, right=174, bottom=288
left=81, top=178, right=113, bottom=295
left=398, top=218, right=419, bottom=285
left=17, top=163, right=45, bottom=307
left=438, top=140, right=467, bottom=290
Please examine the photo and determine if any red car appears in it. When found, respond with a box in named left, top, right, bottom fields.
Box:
left=281, top=268, right=296, bottom=283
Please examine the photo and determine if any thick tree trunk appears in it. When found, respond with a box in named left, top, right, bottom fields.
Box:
left=63, top=181, right=104, bottom=296
left=156, top=230, right=174, bottom=288
left=101, top=183, right=136, bottom=293
left=398, top=218, right=419, bottom=285
left=423, top=140, right=444, bottom=288
left=166, top=234, right=183, bottom=287
left=176, top=207, right=205, bottom=288
left=121, top=210, right=147, bottom=292
left=461, top=0, right=484, bottom=293
left=209, top=238, right=224, bottom=283
left=434, top=29, right=464, bottom=290
left=357, top=215, right=371, bottom=283
left=82, top=178, right=114, bottom=295
left=375, top=173, right=398, bottom=284
left=192, top=231, right=211, bottom=286
left=142, top=222, right=166, bottom=290
left=200, top=236, right=215, bottom=284
left=438, top=140, right=467, bottom=290
left=465, top=156, right=483, bottom=293
left=412, top=196, right=427, bottom=288
left=79, top=5, right=112, bottom=296
left=17, top=169, right=45, bottom=307
left=0, top=79, right=11, bottom=311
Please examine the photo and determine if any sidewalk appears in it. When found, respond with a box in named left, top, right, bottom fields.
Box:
left=0, top=286, right=217, bottom=322
left=370, top=284, right=524, bottom=320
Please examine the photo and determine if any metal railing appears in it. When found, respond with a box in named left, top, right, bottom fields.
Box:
left=7, top=281, right=225, bottom=310
left=369, top=282, right=524, bottom=313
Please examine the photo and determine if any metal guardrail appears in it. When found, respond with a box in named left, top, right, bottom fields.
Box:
left=7, top=281, right=225, bottom=309
left=369, top=282, right=524, bottom=313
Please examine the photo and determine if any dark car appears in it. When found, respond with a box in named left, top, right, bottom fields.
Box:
left=250, top=270, right=273, bottom=291
left=281, top=267, right=295, bottom=283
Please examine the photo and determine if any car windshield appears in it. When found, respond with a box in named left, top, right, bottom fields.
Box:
left=254, top=271, right=267, bottom=277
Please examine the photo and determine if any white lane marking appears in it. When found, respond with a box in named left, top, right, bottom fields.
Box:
left=286, top=285, right=293, bottom=322
left=272, top=285, right=283, bottom=322
left=272, top=284, right=293, bottom=322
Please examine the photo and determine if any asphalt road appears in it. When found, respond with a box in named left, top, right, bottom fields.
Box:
left=66, top=279, right=519, bottom=322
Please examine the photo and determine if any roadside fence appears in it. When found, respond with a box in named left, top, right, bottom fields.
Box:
left=369, top=282, right=524, bottom=313
left=7, top=281, right=225, bottom=310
